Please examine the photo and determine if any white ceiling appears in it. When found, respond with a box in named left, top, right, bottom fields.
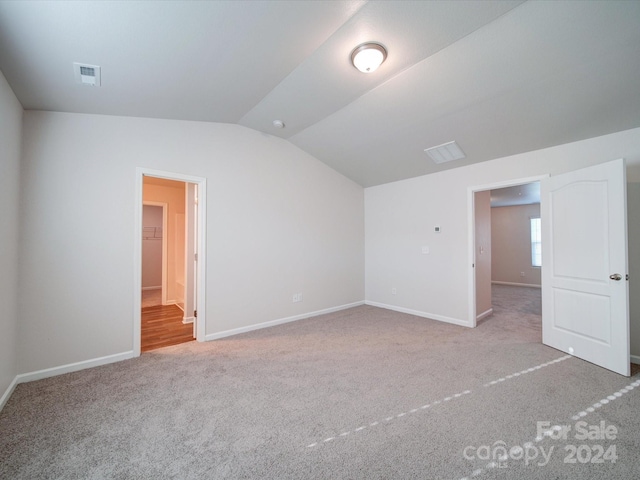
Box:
left=1, top=0, right=639, bottom=187
left=490, top=182, right=540, bottom=208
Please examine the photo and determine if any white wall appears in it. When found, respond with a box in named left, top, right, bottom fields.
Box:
left=491, top=203, right=541, bottom=286
left=18, top=111, right=364, bottom=373
left=365, top=127, right=640, bottom=356
left=0, top=70, right=22, bottom=401
left=141, top=205, right=163, bottom=289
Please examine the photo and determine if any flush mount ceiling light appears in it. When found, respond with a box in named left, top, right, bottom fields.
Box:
left=351, top=43, right=387, bottom=73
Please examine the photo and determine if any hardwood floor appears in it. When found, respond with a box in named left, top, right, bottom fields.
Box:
left=141, top=304, right=194, bottom=352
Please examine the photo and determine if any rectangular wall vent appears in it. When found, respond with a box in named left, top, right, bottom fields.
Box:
left=73, top=62, right=101, bottom=86
left=424, top=141, right=466, bottom=164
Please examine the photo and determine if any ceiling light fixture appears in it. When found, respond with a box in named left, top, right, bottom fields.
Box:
left=351, top=43, right=387, bottom=73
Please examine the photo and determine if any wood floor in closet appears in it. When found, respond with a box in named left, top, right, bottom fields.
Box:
left=141, top=304, right=194, bottom=352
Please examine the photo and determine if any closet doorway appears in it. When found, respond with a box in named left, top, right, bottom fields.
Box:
left=141, top=177, right=191, bottom=351
left=134, top=168, right=207, bottom=356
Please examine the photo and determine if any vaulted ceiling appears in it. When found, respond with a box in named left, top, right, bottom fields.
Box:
left=1, top=0, right=639, bottom=187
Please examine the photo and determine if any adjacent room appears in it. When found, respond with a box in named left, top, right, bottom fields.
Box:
left=1, top=1, right=640, bottom=478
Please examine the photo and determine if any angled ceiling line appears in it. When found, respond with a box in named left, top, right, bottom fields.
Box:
left=283, top=0, right=527, bottom=142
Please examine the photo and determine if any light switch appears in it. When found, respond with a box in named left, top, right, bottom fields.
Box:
left=422, top=246, right=429, bottom=254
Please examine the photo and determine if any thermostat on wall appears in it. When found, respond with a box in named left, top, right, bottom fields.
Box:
left=434, top=226, right=441, bottom=233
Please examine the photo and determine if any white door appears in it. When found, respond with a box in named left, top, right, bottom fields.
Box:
left=541, top=158, right=629, bottom=376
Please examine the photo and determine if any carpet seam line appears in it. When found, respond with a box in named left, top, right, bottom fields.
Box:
left=457, top=378, right=640, bottom=479
left=306, top=354, right=571, bottom=450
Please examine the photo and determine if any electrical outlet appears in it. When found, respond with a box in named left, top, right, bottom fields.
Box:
left=392, top=288, right=397, bottom=295
left=422, top=246, right=429, bottom=254
left=292, top=293, right=303, bottom=303
left=520, top=272, right=525, bottom=277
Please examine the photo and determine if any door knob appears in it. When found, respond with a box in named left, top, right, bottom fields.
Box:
left=609, top=274, right=622, bottom=281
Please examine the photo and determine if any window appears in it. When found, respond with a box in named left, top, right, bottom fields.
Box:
left=531, top=217, right=541, bottom=267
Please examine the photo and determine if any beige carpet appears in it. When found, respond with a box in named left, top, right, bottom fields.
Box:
left=1, top=285, right=638, bottom=479
left=141, top=288, right=162, bottom=308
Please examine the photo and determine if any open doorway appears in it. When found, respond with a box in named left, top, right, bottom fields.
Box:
left=470, top=161, right=631, bottom=376
left=475, top=183, right=543, bottom=342
left=468, top=175, right=546, bottom=327
left=134, top=168, right=207, bottom=357
left=141, top=177, right=192, bottom=352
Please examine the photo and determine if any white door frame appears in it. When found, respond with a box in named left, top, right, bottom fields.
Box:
left=467, top=175, right=548, bottom=327
left=182, top=183, right=197, bottom=327
left=134, top=167, right=207, bottom=356
left=142, top=201, right=168, bottom=305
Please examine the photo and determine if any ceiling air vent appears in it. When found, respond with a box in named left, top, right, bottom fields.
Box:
left=424, top=141, right=466, bottom=164
left=73, top=62, right=101, bottom=86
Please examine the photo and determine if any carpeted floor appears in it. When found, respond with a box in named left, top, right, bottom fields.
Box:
left=1, top=285, right=639, bottom=479
left=141, top=288, right=162, bottom=308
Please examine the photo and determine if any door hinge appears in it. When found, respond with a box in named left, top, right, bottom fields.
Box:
left=194, top=310, right=197, bottom=318
left=626, top=274, right=629, bottom=281
left=195, top=253, right=198, bottom=262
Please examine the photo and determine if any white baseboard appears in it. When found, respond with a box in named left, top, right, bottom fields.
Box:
left=365, top=301, right=471, bottom=328
left=182, top=316, right=195, bottom=324
left=141, top=286, right=161, bottom=291
left=15, top=351, right=135, bottom=384
left=0, top=376, right=19, bottom=412
left=204, top=301, right=364, bottom=342
left=1, top=351, right=135, bottom=412
left=492, top=281, right=541, bottom=289
left=631, top=355, right=640, bottom=365
left=477, top=308, right=493, bottom=321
